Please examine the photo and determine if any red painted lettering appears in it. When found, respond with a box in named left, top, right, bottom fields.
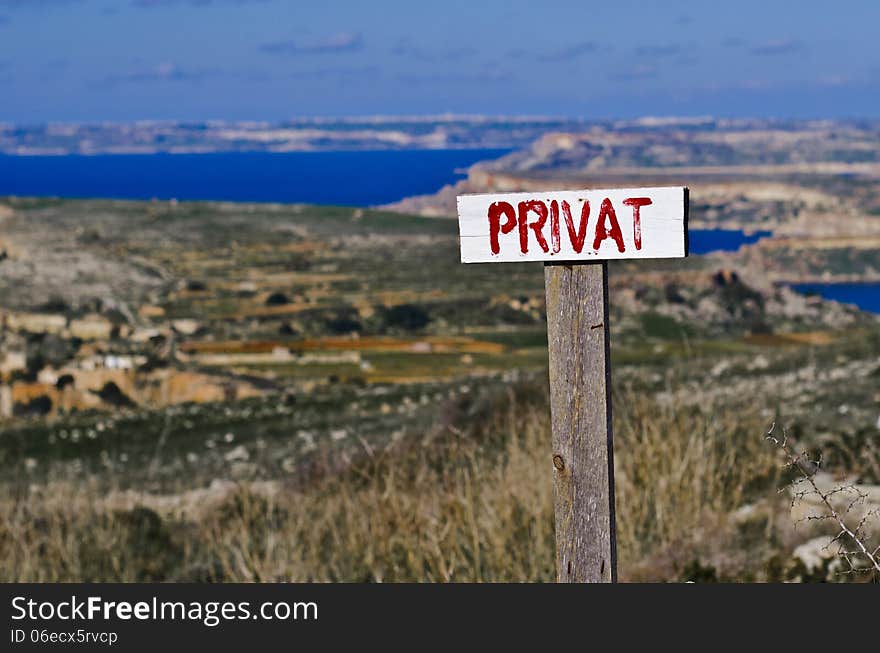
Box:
left=593, top=198, right=625, bottom=253
left=561, top=200, right=590, bottom=253
left=623, top=197, right=652, bottom=251
left=487, top=201, right=517, bottom=255
left=549, top=200, right=561, bottom=254
left=517, top=200, right=550, bottom=253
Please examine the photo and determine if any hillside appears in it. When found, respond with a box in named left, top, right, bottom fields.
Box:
left=1, top=120, right=879, bottom=579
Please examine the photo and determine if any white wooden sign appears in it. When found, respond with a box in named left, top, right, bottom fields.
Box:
left=457, top=186, right=688, bottom=263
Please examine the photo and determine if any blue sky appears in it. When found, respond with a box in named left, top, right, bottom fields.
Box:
left=1, top=0, right=878, bottom=123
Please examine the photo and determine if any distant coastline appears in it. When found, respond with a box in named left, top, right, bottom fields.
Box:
left=0, top=116, right=583, bottom=157
left=4, top=116, right=874, bottom=157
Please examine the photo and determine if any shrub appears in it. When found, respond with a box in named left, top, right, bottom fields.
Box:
left=382, top=304, right=430, bottom=331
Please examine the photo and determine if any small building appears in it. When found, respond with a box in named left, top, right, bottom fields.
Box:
left=138, top=304, right=166, bottom=320
left=4, top=311, right=67, bottom=335
left=0, top=385, right=12, bottom=418
left=69, top=314, right=114, bottom=341
left=0, top=350, right=26, bottom=376
left=172, top=319, right=202, bottom=336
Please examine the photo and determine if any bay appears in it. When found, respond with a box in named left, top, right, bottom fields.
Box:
left=0, top=149, right=511, bottom=206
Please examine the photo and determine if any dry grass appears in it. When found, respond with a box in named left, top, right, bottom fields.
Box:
left=614, top=390, right=782, bottom=579
left=0, top=387, right=783, bottom=582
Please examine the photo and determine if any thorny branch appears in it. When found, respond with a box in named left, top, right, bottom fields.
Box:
left=765, top=423, right=880, bottom=576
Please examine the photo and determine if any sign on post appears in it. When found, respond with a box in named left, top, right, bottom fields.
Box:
left=457, top=186, right=688, bottom=582
left=457, top=186, right=687, bottom=263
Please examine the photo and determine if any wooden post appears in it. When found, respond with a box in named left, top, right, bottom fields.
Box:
left=456, top=186, right=687, bottom=583
left=544, top=261, right=615, bottom=582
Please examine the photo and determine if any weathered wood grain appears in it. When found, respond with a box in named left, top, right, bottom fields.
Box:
left=544, top=261, right=616, bottom=582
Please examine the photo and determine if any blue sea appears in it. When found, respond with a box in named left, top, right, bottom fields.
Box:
left=687, top=229, right=772, bottom=255
left=0, top=149, right=511, bottom=206
left=790, top=282, right=880, bottom=314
